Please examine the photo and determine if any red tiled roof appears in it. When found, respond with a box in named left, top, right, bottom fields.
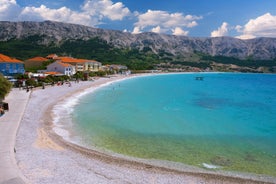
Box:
left=0, top=53, right=23, bottom=63
left=57, top=61, right=72, bottom=67
left=46, top=54, right=58, bottom=59
left=55, top=57, right=76, bottom=62
left=44, top=71, right=62, bottom=75
left=56, top=57, right=98, bottom=63
left=26, top=57, right=48, bottom=62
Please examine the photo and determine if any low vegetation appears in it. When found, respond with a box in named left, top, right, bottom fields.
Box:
left=13, top=71, right=112, bottom=88
left=0, top=74, right=12, bottom=100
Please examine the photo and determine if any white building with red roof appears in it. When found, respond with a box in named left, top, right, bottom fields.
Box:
left=45, top=55, right=102, bottom=76
left=56, top=57, right=102, bottom=72
left=47, top=61, right=76, bottom=76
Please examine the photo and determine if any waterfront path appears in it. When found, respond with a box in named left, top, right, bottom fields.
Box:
left=0, top=88, right=30, bottom=184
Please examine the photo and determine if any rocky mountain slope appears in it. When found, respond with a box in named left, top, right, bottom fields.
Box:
left=1, top=21, right=276, bottom=60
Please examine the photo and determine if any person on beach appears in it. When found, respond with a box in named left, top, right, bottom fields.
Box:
left=0, top=106, right=4, bottom=116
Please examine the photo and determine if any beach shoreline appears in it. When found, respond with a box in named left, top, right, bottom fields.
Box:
left=15, top=74, right=276, bottom=184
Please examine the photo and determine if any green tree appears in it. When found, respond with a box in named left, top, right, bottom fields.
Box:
left=26, top=78, right=37, bottom=87
left=0, top=74, right=12, bottom=100
left=73, top=71, right=84, bottom=80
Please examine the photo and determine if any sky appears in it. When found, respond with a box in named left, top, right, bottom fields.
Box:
left=1, top=0, right=276, bottom=39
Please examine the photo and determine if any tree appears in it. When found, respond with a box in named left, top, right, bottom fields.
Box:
left=0, top=74, right=12, bottom=101
left=73, top=71, right=84, bottom=80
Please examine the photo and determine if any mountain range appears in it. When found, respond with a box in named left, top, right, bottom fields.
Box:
left=1, top=20, right=276, bottom=59
left=0, top=21, right=276, bottom=72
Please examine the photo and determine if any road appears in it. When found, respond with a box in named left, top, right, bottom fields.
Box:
left=0, top=88, right=30, bottom=184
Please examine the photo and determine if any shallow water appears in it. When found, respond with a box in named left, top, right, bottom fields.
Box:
left=65, top=73, right=276, bottom=176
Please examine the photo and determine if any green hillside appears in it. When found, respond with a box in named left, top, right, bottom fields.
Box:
left=0, top=36, right=160, bottom=70
left=0, top=35, right=275, bottom=72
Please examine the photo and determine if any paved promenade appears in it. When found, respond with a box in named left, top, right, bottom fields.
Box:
left=0, top=88, right=30, bottom=184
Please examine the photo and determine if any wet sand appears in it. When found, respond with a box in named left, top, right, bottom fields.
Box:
left=15, top=75, right=276, bottom=184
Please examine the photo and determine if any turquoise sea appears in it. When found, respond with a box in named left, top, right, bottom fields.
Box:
left=65, top=73, right=276, bottom=176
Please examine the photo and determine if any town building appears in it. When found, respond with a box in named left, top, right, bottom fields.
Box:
left=24, top=56, right=48, bottom=70
left=46, top=54, right=58, bottom=60
left=0, top=53, right=25, bottom=76
left=46, top=61, right=76, bottom=76
left=56, top=57, right=102, bottom=72
left=102, top=64, right=129, bottom=74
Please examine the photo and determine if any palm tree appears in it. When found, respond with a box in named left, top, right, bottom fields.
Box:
left=0, top=74, right=12, bottom=101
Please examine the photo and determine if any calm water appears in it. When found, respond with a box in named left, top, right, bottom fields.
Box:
left=64, top=73, right=276, bottom=176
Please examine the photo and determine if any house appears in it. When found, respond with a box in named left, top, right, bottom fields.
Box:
left=0, top=53, right=25, bottom=76
left=102, top=64, right=128, bottom=74
left=84, top=59, right=102, bottom=72
left=58, top=57, right=102, bottom=72
left=46, top=61, right=76, bottom=76
left=46, top=54, right=58, bottom=60
left=44, top=71, right=63, bottom=76
left=24, top=56, right=48, bottom=70
left=45, top=56, right=102, bottom=76
left=109, top=64, right=128, bottom=71
left=56, top=57, right=102, bottom=72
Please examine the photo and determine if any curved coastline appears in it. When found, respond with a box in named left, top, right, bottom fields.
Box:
left=17, top=73, right=276, bottom=183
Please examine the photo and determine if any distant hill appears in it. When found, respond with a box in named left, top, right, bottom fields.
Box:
left=0, top=21, right=276, bottom=72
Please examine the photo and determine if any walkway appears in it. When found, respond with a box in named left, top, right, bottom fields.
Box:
left=0, top=88, right=30, bottom=184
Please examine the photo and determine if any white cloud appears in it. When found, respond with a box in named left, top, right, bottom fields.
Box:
left=151, top=26, right=162, bottom=33
left=187, top=21, right=198, bottom=28
left=82, top=0, right=130, bottom=21
left=235, top=25, right=242, bottom=32
left=132, top=26, right=141, bottom=34
left=211, top=22, right=229, bottom=37
left=0, top=0, right=203, bottom=36
left=0, top=0, right=21, bottom=21
left=0, top=0, right=204, bottom=36
left=0, top=0, right=131, bottom=27
left=236, top=13, right=276, bottom=39
left=19, top=5, right=94, bottom=26
left=20, top=5, right=69, bottom=21
left=172, top=27, right=188, bottom=36
left=133, top=10, right=202, bottom=35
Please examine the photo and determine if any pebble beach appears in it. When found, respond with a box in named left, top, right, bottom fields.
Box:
left=11, top=74, right=276, bottom=184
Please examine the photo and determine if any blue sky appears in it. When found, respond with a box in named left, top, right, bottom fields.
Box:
left=1, top=0, right=276, bottom=39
